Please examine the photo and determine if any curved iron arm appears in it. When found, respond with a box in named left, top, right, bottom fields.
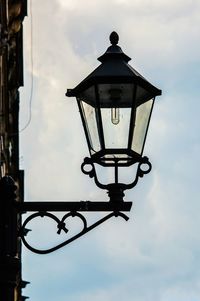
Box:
left=81, top=157, right=107, bottom=190
left=123, top=156, right=152, bottom=190
left=20, top=211, right=129, bottom=254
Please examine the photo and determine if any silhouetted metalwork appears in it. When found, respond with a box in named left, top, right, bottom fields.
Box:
left=81, top=155, right=152, bottom=202
left=19, top=211, right=128, bottom=254
left=67, top=31, right=161, bottom=209
left=1, top=32, right=161, bottom=257
left=17, top=154, right=151, bottom=254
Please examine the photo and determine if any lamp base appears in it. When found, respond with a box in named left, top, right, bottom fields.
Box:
left=107, top=184, right=126, bottom=208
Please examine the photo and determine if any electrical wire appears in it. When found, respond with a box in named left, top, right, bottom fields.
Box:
left=19, top=0, right=33, bottom=132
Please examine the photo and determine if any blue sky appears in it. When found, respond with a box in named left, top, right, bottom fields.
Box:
left=19, top=0, right=200, bottom=300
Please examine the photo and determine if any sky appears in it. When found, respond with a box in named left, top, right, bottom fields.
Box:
left=19, top=0, right=200, bottom=300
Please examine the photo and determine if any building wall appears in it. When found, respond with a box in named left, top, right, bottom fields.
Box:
left=0, top=1, right=27, bottom=300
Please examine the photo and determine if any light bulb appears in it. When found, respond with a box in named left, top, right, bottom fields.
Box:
left=111, top=108, right=120, bottom=125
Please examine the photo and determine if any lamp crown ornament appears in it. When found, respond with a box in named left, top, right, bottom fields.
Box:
left=97, top=31, right=131, bottom=63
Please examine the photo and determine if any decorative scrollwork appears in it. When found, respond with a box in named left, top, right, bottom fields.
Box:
left=81, top=157, right=107, bottom=189
left=81, top=157, right=95, bottom=178
left=20, top=211, right=129, bottom=254
left=18, top=156, right=151, bottom=254
left=138, top=156, right=152, bottom=176
left=81, top=155, right=152, bottom=191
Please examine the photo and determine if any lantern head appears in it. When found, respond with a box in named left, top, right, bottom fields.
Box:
left=66, top=32, right=161, bottom=167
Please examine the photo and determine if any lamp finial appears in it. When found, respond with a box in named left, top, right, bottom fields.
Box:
left=110, top=31, right=119, bottom=45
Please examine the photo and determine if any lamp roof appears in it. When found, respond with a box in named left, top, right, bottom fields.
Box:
left=66, top=32, right=161, bottom=98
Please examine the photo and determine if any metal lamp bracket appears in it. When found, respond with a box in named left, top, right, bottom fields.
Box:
left=1, top=154, right=151, bottom=255
left=19, top=156, right=151, bottom=254
left=19, top=210, right=129, bottom=254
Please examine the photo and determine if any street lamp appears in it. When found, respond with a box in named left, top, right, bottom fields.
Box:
left=66, top=31, right=161, bottom=207
left=1, top=32, right=161, bottom=254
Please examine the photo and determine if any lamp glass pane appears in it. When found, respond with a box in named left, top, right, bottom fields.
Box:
left=131, top=98, right=154, bottom=155
left=101, top=107, right=131, bottom=149
left=80, top=101, right=101, bottom=153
